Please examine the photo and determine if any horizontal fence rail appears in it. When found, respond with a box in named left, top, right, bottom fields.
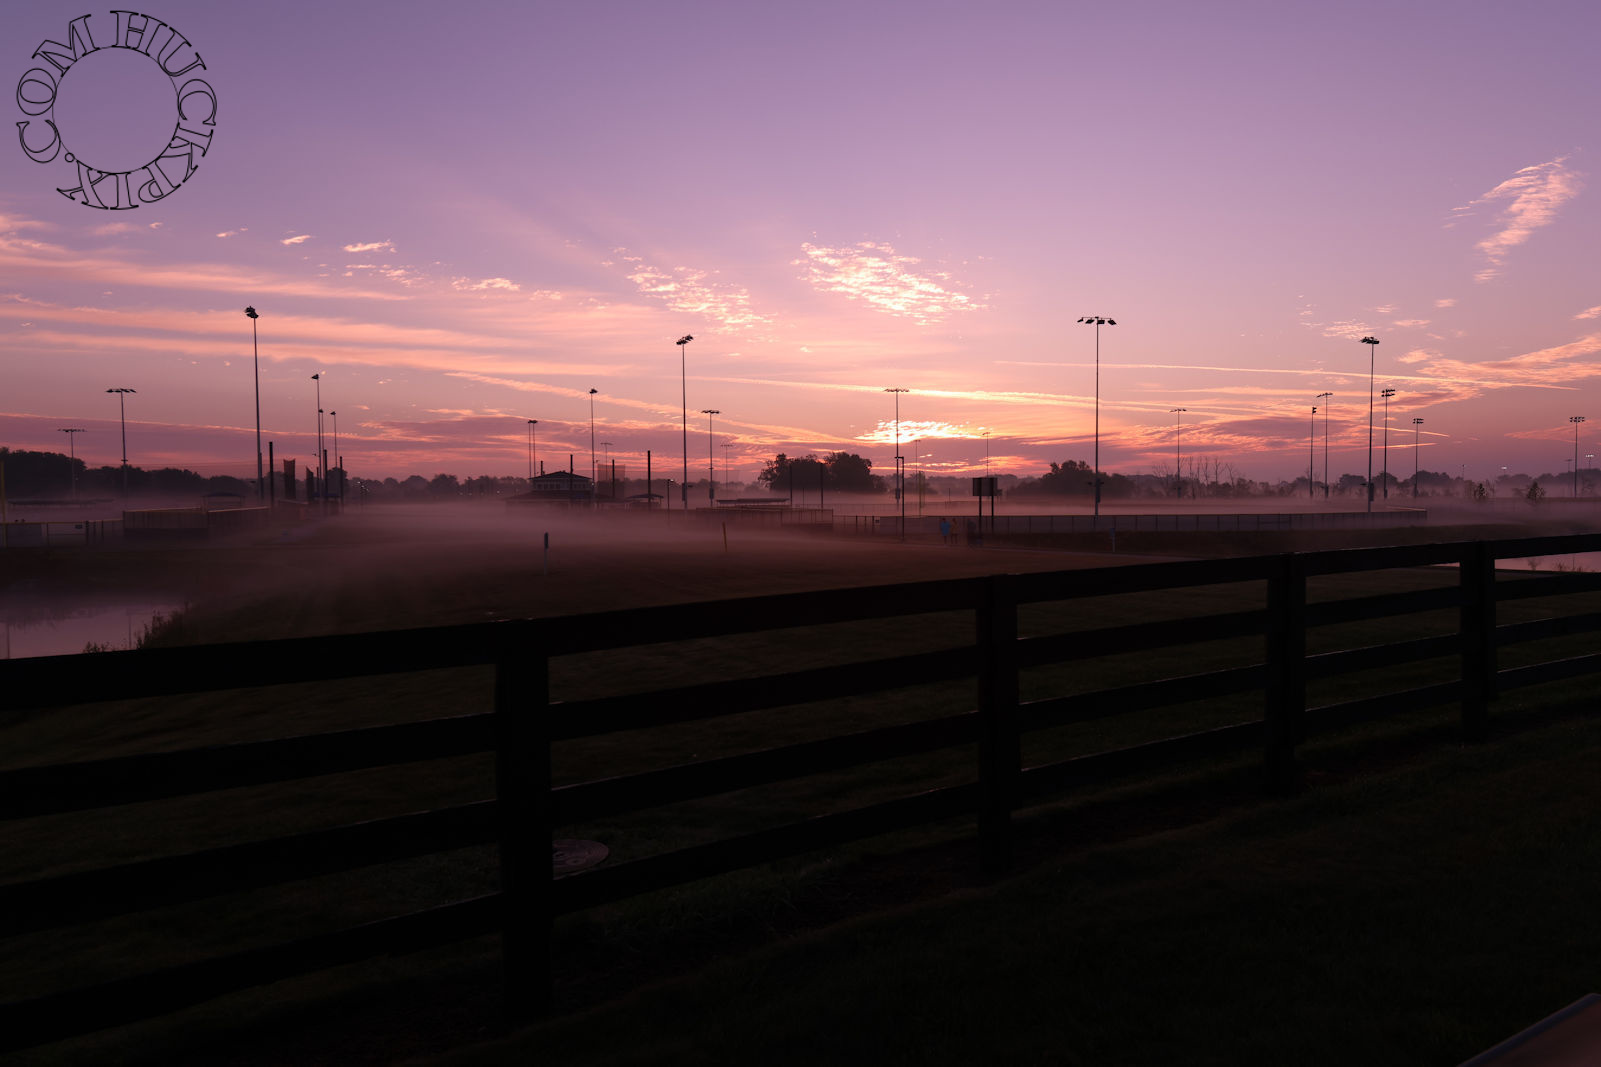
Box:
left=4, top=532, right=1601, bottom=1051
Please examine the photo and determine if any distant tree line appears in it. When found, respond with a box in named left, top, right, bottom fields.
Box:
left=757, top=452, right=885, bottom=495
left=9, top=444, right=1598, bottom=505
left=0, top=448, right=253, bottom=500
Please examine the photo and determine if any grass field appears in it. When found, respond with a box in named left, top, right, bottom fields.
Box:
left=5, top=504, right=1601, bottom=1064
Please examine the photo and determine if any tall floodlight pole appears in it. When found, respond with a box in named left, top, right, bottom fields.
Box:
left=1412, top=418, right=1424, bottom=497
left=244, top=306, right=263, bottom=500
left=601, top=441, right=613, bottom=502
left=107, top=388, right=135, bottom=496
left=526, top=419, right=537, bottom=483
left=311, top=374, right=322, bottom=504
left=1317, top=392, right=1333, bottom=499
left=1309, top=406, right=1318, bottom=499
left=1077, top=316, right=1117, bottom=522
left=1170, top=408, right=1187, bottom=498
left=1360, top=336, right=1380, bottom=511
left=1571, top=416, right=1586, bottom=498
left=1380, top=388, right=1395, bottom=499
left=676, top=335, right=693, bottom=509
left=885, top=388, right=908, bottom=540
left=722, top=441, right=732, bottom=489
left=588, top=388, right=599, bottom=502
left=331, top=410, right=340, bottom=502
left=699, top=410, right=720, bottom=503
left=58, top=427, right=86, bottom=501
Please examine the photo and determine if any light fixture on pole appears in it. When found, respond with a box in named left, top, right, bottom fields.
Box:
left=588, top=388, right=599, bottom=502
left=244, top=306, right=263, bottom=501
left=330, top=410, right=340, bottom=503
left=700, top=410, right=720, bottom=503
left=1317, top=392, right=1333, bottom=499
left=1571, top=416, right=1586, bottom=498
left=1360, top=336, right=1380, bottom=511
left=106, top=388, right=135, bottom=497
left=1077, top=316, right=1117, bottom=522
left=885, top=388, right=908, bottom=540
left=526, top=419, right=537, bottom=483
left=58, top=427, right=86, bottom=501
left=1380, top=388, right=1395, bottom=499
left=310, top=374, right=323, bottom=505
left=1309, top=405, right=1318, bottom=499
left=1412, top=417, right=1424, bottom=498
left=1170, top=408, right=1187, bottom=498
left=676, top=335, right=693, bottom=510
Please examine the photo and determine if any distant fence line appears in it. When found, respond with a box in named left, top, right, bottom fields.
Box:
left=839, top=509, right=1432, bottom=537
left=0, top=519, right=121, bottom=548
left=5, top=531, right=1601, bottom=1051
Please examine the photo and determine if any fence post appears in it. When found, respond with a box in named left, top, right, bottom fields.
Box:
left=1263, top=554, right=1306, bottom=794
left=977, top=575, right=1021, bottom=875
left=495, top=644, right=552, bottom=1018
left=1459, top=543, right=1496, bottom=742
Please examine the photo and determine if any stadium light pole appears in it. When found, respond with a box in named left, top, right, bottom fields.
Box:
left=244, top=306, right=263, bottom=500
left=58, top=427, right=86, bottom=501
left=601, top=441, right=613, bottom=502
left=311, top=374, right=323, bottom=506
left=1360, top=336, right=1380, bottom=511
left=589, top=388, right=599, bottom=503
left=886, top=388, right=908, bottom=541
left=1317, top=392, right=1333, bottom=499
left=107, top=388, right=135, bottom=497
left=1309, top=406, right=1318, bottom=499
left=676, top=335, right=693, bottom=509
left=722, top=440, right=732, bottom=490
left=1077, top=316, right=1116, bottom=522
left=700, top=409, right=720, bottom=503
left=1170, top=408, right=1187, bottom=498
left=1572, top=416, right=1586, bottom=498
left=331, top=410, right=341, bottom=503
left=526, top=419, right=537, bottom=483
left=1415, top=416, right=1428, bottom=499
left=1380, top=388, right=1395, bottom=499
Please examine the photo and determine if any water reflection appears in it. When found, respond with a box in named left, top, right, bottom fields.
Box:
left=2, top=599, right=182, bottom=658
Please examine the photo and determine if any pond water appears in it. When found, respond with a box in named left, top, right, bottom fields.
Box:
left=1, top=600, right=183, bottom=658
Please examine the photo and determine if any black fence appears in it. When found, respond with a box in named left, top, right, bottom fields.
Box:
left=4, top=533, right=1601, bottom=1051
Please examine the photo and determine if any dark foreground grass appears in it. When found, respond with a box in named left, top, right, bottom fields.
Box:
left=435, top=691, right=1601, bottom=1067
left=9, top=513, right=1601, bottom=1062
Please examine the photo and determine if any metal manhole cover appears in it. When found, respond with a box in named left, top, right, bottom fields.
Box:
left=552, top=839, right=608, bottom=875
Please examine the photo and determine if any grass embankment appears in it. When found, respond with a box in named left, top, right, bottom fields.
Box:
left=6, top=507, right=1601, bottom=1063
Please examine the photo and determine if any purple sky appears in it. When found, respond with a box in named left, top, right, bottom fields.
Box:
left=4, top=0, right=1599, bottom=486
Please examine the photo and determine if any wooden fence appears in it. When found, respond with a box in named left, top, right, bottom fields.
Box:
left=4, top=532, right=1601, bottom=1051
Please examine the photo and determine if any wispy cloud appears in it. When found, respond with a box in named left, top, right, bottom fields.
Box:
left=857, top=419, right=983, bottom=446
left=1399, top=334, right=1601, bottom=389
left=1449, top=157, right=1583, bottom=282
left=280, top=234, right=313, bottom=246
left=617, top=252, right=774, bottom=334
left=1576, top=305, right=1601, bottom=320
left=216, top=228, right=246, bottom=238
left=1435, top=297, right=1457, bottom=308
left=796, top=241, right=985, bottom=325
left=452, top=276, right=521, bottom=292
left=343, top=240, right=394, bottom=253
left=1392, top=318, right=1431, bottom=328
